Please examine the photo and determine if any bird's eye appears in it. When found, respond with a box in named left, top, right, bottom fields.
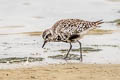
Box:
left=46, top=35, right=48, bottom=39
left=45, top=33, right=51, bottom=39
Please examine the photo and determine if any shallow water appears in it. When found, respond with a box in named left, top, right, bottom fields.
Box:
left=0, top=0, right=120, bottom=69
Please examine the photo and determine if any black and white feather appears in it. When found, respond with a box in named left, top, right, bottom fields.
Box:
left=42, top=19, right=104, bottom=61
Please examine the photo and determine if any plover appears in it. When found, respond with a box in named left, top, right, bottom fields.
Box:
left=42, top=19, right=104, bottom=61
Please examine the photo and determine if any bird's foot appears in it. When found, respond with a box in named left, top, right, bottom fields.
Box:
left=64, top=56, right=67, bottom=59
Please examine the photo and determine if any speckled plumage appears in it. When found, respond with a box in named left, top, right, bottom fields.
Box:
left=42, top=19, right=104, bottom=61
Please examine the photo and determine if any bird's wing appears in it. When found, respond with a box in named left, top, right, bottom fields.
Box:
left=52, top=19, right=92, bottom=36
left=52, top=19, right=103, bottom=41
left=52, top=19, right=83, bottom=41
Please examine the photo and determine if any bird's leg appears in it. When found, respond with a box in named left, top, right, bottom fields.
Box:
left=77, top=40, right=83, bottom=62
left=64, top=43, right=72, bottom=59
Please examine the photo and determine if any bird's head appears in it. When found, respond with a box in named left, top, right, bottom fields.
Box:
left=42, top=29, right=53, bottom=48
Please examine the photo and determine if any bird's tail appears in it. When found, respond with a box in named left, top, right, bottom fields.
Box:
left=94, top=20, right=104, bottom=25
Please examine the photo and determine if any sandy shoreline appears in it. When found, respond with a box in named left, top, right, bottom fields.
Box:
left=0, top=63, right=120, bottom=80
left=0, top=0, right=120, bottom=80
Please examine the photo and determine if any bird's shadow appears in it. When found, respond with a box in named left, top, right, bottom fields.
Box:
left=48, top=54, right=83, bottom=60
left=57, top=47, right=102, bottom=53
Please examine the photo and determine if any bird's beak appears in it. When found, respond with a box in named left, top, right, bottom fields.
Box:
left=42, top=41, right=47, bottom=48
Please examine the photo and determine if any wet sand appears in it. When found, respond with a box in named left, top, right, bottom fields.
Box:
left=0, top=63, right=120, bottom=80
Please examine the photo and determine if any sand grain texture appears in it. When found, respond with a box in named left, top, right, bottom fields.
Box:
left=0, top=63, right=120, bottom=80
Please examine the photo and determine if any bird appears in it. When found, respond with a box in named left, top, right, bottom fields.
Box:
left=42, top=19, right=104, bottom=62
